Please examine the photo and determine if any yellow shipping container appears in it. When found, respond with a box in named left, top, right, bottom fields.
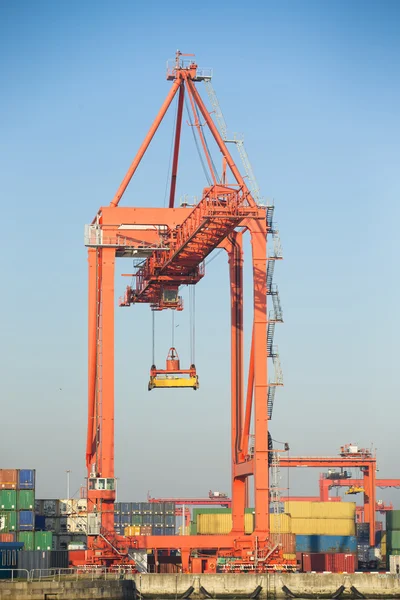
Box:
left=291, top=517, right=355, bottom=536
left=283, top=553, right=296, bottom=560
left=197, top=513, right=291, bottom=535
left=284, top=501, right=355, bottom=520
left=124, top=526, right=141, bottom=537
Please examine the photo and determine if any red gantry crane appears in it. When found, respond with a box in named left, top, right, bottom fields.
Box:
left=84, top=52, right=284, bottom=569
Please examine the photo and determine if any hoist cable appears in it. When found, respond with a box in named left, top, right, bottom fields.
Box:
left=171, top=311, right=175, bottom=348
left=184, top=94, right=211, bottom=185
left=152, top=311, right=155, bottom=365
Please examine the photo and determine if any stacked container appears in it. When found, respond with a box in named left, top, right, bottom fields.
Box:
left=284, top=502, right=356, bottom=536
left=115, top=501, right=176, bottom=536
left=35, top=498, right=88, bottom=550
left=0, top=470, right=35, bottom=545
left=387, top=510, right=400, bottom=568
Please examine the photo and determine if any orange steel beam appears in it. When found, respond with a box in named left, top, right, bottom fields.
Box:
left=169, top=83, right=185, bottom=208
left=110, top=78, right=181, bottom=208
left=241, top=325, right=254, bottom=459
left=228, top=232, right=245, bottom=533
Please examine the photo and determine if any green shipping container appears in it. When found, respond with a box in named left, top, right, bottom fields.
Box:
left=387, top=530, right=400, bottom=550
left=17, top=490, right=34, bottom=510
left=17, top=531, right=34, bottom=551
left=0, top=490, right=16, bottom=510
left=0, top=512, right=10, bottom=532
left=4, top=511, right=17, bottom=531
left=387, top=511, right=400, bottom=531
left=132, top=515, right=142, bottom=525
left=34, top=531, right=53, bottom=550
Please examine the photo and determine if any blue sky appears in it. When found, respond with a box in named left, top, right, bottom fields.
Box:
left=0, top=1, right=399, bottom=507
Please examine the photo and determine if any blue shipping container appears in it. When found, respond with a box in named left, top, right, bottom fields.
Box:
left=121, top=503, right=131, bottom=515
left=114, top=514, right=121, bottom=525
left=153, top=527, right=164, bottom=536
left=132, top=503, right=141, bottom=514
left=18, top=470, right=35, bottom=490
left=164, top=528, right=175, bottom=536
left=120, top=515, right=131, bottom=526
left=164, top=515, right=175, bottom=526
left=18, top=511, right=34, bottom=531
left=0, top=542, right=24, bottom=580
left=34, top=515, right=45, bottom=531
left=114, top=503, right=121, bottom=515
left=295, top=535, right=357, bottom=553
left=142, top=515, right=153, bottom=525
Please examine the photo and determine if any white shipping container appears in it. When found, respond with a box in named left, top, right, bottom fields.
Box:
left=390, top=555, right=400, bottom=574
left=67, top=516, right=87, bottom=533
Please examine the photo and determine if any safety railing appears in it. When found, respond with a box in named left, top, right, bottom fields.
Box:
left=0, top=569, right=30, bottom=581
left=1, top=566, right=137, bottom=582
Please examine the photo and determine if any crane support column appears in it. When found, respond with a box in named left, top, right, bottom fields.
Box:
left=250, top=219, right=269, bottom=535
left=228, top=233, right=246, bottom=533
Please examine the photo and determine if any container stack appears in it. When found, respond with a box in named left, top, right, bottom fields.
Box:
left=34, top=499, right=87, bottom=550
left=356, top=523, right=372, bottom=569
left=116, top=502, right=176, bottom=536
left=284, top=502, right=356, bottom=535
left=387, top=510, right=400, bottom=569
left=0, top=469, right=41, bottom=549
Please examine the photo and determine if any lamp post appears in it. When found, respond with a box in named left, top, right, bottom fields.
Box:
left=66, top=470, right=71, bottom=500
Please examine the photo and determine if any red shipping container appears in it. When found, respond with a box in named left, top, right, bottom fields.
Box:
left=302, top=553, right=326, bottom=572
left=270, top=533, right=296, bottom=554
left=0, top=470, right=18, bottom=489
left=140, top=526, right=152, bottom=535
left=325, top=553, right=356, bottom=573
left=0, top=533, right=15, bottom=542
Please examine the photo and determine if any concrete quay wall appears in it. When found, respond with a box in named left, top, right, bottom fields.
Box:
left=1, top=572, right=400, bottom=599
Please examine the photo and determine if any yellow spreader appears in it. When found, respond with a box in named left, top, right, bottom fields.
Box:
left=148, top=347, right=199, bottom=391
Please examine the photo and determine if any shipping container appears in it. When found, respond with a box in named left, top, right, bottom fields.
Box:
left=34, top=532, right=53, bottom=551
left=131, top=503, right=141, bottom=514
left=291, top=518, right=355, bottom=536
left=44, top=517, right=59, bottom=532
left=87, top=514, right=100, bottom=535
left=284, top=501, right=356, bottom=520
left=387, top=530, right=400, bottom=550
left=17, top=491, right=34, bottom=510
left=114, top=502, right=121, bottom=514
left=164, top=528, right=175, bottom=536
left=114, top=513, right=121, bottom=525
left=18, top=470, right=35, bottom=490
left=295, top=535, right=357, bottom=554
left=121, top=515, right=131, bottom=526
left=164, top=502, right=175, bottom=515
left=18, top=550, right=69, bottom=571
left=0, top=534, right=15, bottom=543
left=140, top=503, right=152, bottom=514
left=142, top=514, right=153, bottom=526
left=140, top=526, right=152, bottom=535
left=66, top=516, right=87, bottom=534
left=151, top=503, right=164, bottom=515
left=120, top=503, right=131, bottom=515
left=301, top=552, right=355, bottom=573
left=0, top=490, right=16, bottom=510
left=387, top=511, right=400, bottom=531
left=17, top=531, right=34, bottom=551
left=0, top=470, right=18, bottom=490
left=153, top=527, right=164, bottom=535
left=18, top=511, right=34, bottom=531
left=270, top=533, right=296, bottom=555
left=124, top=526, right=141, bottom=537
left=164, top=515, right=175, bottom=527
left=1, top=511, right=16, bottom=531
left=34, top=515, right=45, bottom=531
left=197, top=513, right=256, bottom=534
left=34, top=500, right=42, bottom=514
left=42, top=500, right=59, bottom=517
left=132, top=515, right=142, bottom=526
left=153, top=515, right=164, bottom=527
left=0, top=542, right=23, bottom=579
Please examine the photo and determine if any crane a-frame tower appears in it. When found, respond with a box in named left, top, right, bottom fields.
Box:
left=84, top=52, right=280, bottom=567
